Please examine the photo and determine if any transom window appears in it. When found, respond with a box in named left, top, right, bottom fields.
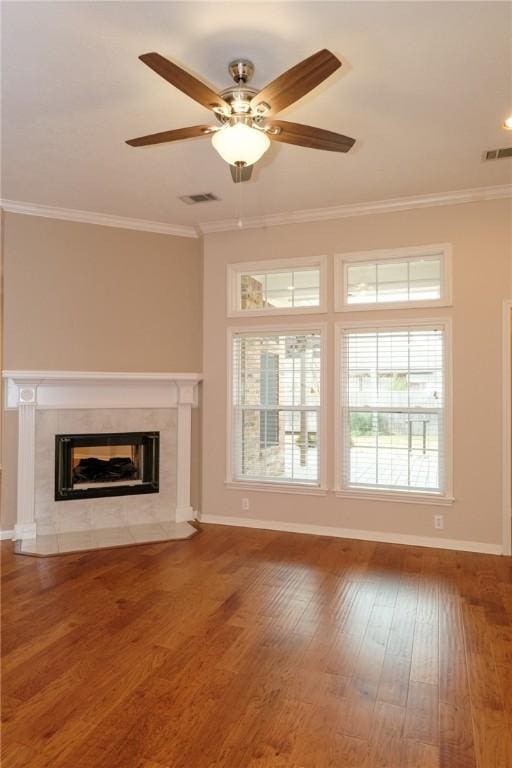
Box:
left=228, top=257, right=326, bottom=317
left=339, top=322, right=449, bottom=496
left=231, top=330, right=322, bottom=485
left=336, top=245, right=451, bottom=310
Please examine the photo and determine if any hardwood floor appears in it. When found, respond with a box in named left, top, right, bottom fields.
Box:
left=1, top=523, right=512, bottom=767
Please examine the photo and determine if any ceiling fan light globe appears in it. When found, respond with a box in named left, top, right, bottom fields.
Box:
left=211, top=122, right=270, bottom=167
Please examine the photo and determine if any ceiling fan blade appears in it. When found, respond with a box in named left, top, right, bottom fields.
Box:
left=250, top=49, right=341, bottom=116
left=139, top=53, right=230, bottom=113
left=267, top=120, right=355, bottom=153
left=229, top=164, right=253, bottom=183
left=126, top=125, right=214, bottom=147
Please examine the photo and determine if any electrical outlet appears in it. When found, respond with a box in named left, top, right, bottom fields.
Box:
left=434, top=514, right=444, bottom=530
left=242, top=498, right=250, bottom=512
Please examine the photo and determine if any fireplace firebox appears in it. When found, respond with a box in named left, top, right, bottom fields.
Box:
left=55, top=431, right=159, bottom=501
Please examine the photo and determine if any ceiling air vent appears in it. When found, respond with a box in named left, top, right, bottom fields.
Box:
left=484, top=147, right=512, bottom=161
left=178, top=192, right=220, bottom=205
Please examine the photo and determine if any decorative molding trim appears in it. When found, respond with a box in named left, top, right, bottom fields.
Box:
left=16, top=399, right=37, bottom=540
left=0, top=530, right=15, bottom=541
left=0, top=199, right=199, bottom=239
left=199, top=184, right=512, bottom=234
left=176, top=402, right=193, bottom=521
left=199, top=514, right=503, bottom=555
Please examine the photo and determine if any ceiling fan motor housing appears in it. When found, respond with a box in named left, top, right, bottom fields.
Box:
left=218, top=86, right=258, bottom=121
left=228, top=59, right=254, bottom=84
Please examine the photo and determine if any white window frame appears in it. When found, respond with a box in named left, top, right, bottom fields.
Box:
left=334, top=244, right=452, bottom=312
left=335, top=317, right=454, bottom=506
left=227, top=255, right=328, bottom=318
left=226, top=322, right=328, bottom=494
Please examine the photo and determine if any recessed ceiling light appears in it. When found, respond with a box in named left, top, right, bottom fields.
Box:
left=503, top=116, right=512, bottom=130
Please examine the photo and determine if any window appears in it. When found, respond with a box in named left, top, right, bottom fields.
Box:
left=338, top=321, right=451, bottom=498
left=227, top=256, right=326, bottom=317
left=230, top=330, right=322, bottom=486
left=335, top=245, right=451, bottom=310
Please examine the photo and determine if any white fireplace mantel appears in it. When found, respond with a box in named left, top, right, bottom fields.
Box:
left=3, top=370, right=202, bottom=540
left=3, top=370, right=202, bottom=411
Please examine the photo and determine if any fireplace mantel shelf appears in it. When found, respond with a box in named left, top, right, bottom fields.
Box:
left=3, top=370, right=202, bottom=410
left=3, top=370, right=202, bottom=381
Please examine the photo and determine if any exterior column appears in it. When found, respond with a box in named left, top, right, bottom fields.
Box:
left=14, top=384, right=40, bottom=540
left=175, top=381, right=197, bottom=523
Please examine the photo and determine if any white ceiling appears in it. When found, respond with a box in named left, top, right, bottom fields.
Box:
left=2, top=1, right=511, bottom=228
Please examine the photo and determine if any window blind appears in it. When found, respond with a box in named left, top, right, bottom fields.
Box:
left=341, top=325, right=445, bottom=493
left=232, top=331, right=321, bottom=484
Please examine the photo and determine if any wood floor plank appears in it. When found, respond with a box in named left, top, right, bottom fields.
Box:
left=377, top=651, right=411, bottom=707
left=411, top=619, right=439, bottom=686
left=367, top=701, right=405, bottom=768
left=404, top=681, right=439, bottom=745
left=400, top=740, right=440, bottom=768
left=0, top=741, right=38, bottom=768
left=439, top=702, right=476, bottom=768
left=337, top=603, right=392, bottom=740
left=1, top=526, right=508, bottom=767
left=439, top=595, right=470, bottom=707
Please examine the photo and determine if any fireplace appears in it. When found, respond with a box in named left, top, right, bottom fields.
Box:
left=4, top=371, right=201, bottom=541
left=55, top=431, right=159, bottom=501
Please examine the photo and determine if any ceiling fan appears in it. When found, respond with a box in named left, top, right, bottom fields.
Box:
left=126, top=49, right=355, bottom=183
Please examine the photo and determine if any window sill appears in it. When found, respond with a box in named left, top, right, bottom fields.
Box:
left=335, top=300, right=453, bottom=313
left=227, top=306, right=326, bottom=319
left=335, top=488, right=455, bottom=506
left=225, top=481, right=328, bottom=497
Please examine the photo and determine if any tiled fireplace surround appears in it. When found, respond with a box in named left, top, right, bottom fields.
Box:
left=3, top=371, right=202, bottom=553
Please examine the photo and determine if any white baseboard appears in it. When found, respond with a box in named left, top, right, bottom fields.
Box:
left=0, top=529, right=15, bottom=541
left=199, top=514, right=503, bottom=555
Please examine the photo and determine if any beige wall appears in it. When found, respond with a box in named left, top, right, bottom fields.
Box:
left=202, top=198, right=512, bottom=547
left=1, top=213, right=203, bottom=529
left=0, top=214, right=3, bottom=488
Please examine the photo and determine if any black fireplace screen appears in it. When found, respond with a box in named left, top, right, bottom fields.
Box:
left=55, top=431, right=159, bottom=501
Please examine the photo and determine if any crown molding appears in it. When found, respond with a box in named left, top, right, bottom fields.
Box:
left=199, top=184, right=512, bottom=234
left=2, top=184, right=510, bottom=239
left=0, top=199, right=199, bottom=239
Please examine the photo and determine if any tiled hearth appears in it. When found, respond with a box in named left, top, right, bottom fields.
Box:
left=3, top=370, right=202, bottom=556
left=15, top=520, right=198, bottom=556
